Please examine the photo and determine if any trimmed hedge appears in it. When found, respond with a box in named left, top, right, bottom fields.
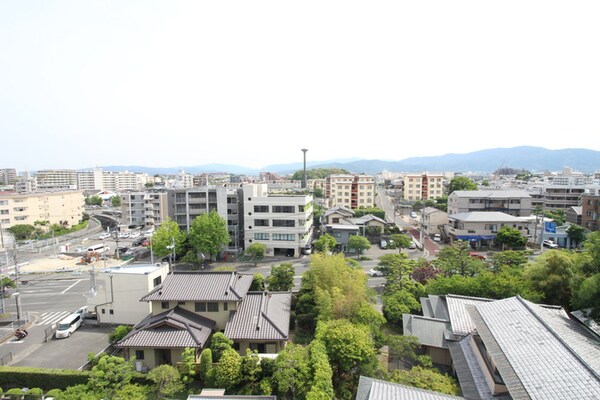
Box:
left=0, top=366, right=90, bottom=390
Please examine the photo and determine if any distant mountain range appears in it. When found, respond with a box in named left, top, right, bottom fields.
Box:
left=95, top=147, right=600, bottom=175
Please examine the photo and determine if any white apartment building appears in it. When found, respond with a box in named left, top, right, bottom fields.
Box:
left=402, top=173, right=445, bottom=201
left=35, top=169, right=79, bottom=190
left=88, top=263, right=169, bottom=325
left=243, top=184, right=313, bottom=257
left=448, top=190, right=533, bottom=217
left=78, top=168, right=150, bottom=191
left=0, top=190, right=85, bottom=229
left=120, top=191, right=168, bottom=228
left=325, top=174, right=375, bottom=209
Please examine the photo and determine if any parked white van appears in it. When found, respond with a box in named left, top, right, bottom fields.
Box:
left=55, top=313, right=83, bottom=339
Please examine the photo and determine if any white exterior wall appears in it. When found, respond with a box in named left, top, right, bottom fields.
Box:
left=89, top=264, right=169, bottom=325
left=243, top=184, right=313, bottom=257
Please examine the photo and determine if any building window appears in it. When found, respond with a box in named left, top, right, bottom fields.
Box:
left=332, top=218, right=340, bottom=223
left=254, top=205, right=269, bottom=213
left=135, top=350, right=145, bottom=360
left=272, top=205, right=294, bottom=213
left=224, top=302, right=228, bottom=311
left=273, top=220, right=295, bottom=227
left=207, top=303, right=219, bottom=312
left=161, top=301, right=169, bottom=309
left=109, top=309, right=114, bottom=315
left=254, top=233, right=269, bottom=240
left=101, top=309, right=106, bottom=314
left=195, top=302, right=206, bottom=312
left=153, top=276, right=162, bottom=287
left=254, top=219, right=269, bottom=227
left=272, top=233, right=295, bottom=241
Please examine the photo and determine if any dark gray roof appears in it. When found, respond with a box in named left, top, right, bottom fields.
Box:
left=116, top=306, right=215, bottom=349
left=356, top=376, right=465, bottom=400
left=471, top=297, right=600, bottom=399
left=225, top=292, right=291, bottom=341
left=141, top=272, right=253, bottom=302
left=188, top=396, right=276, bottom=400
left=324, top=206, right=354, bottom=218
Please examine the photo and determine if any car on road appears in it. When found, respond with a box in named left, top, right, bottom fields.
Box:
left=368, top=268, right=384, bottom=277
left=543, top=240, right=559, bottom=249
left=408, top=241, right=417, bottom=249
left=433, top=234, right=441, bottom=242
left=98, top=232, right=110, bottom=240
left=129, top=231, right=141, bottom=239
left=379, top=240, right=388, bottom=249
left=410, top=211, right=418, bottom=218
left=118, top=232, right=130, bottom=239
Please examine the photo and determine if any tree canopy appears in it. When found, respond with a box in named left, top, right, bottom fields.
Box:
left=151, top=218, right=186, bottom=258
left=188, top=210, right=231, bottom=260
left=447, top=176, right=477, bottom=194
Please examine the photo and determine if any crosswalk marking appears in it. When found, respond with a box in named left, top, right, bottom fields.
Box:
left=36, top=311, right=71, bottom=326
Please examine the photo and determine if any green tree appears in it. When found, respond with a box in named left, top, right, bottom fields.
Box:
left=315, top=319, right=377, bottom=397
left=108, top=325, right=133, bottom=344
left=306, top=340, right=334, bottom=400
left=347, top=235, right=371, bottom=257
left=214, top=348, right=243, bottom=390
left=267, top=263, right=295, bottom=292
left=433, top=240, right=484, bottom=276
left=250, top=273, right=266, bottom=291
left=151, top=218, right=186, bottom=258
left=383, top=290, right=422, bottom=326
left=524, top=250, right=576, bottom=306
left=487, top=250, right=530, bottom=270
left=386, top=366, right=460, bottom=395
left=210, top=332, right=234, bottom=362
left=179, top=347, right=197, bottom=385
left=88, top=355, right=134, bottom=399
left=313, top=234, right=336, bottom=253
left=390, top=234, right=412, bottom=253
left=494, top=226, right=527, bottom=250
left=272, top=343, right=310, bottom=400
left=544, top=209, right=566, bottom=225
left=240, top=349, right=263, bottom=395
left=113, top=384, right=148, bottom=400
left=313, top=188, right=324, bottom=198
left=7, top=224, right=36, bottom=240
left=87, top=195, right=103, bottom=206
left=199, top=348, right=214, bottom=386
left=148, top=364, right=184, bottom=399
left=245, top=243, right=266, bottom=265
left=188, top=210, right=231, bottom=260
left=386, top=335, right=432, bottom=368
left=291, top=168, right=350, bottom=181
left=567, top=224, right=586, bottom=249
left=377, top=253, right=414, bottom=279
left=447, top=176, right=478, bottom=195
left=110, top=196, right=121, bottom=208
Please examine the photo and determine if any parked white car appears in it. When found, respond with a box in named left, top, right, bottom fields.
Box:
left=98, top=232, right=110, bottom=240
left=543, top=240, right=559, bottom=249
left=433, top=234, right=441, bottom=242
left=129, top=231, right=141, bottom=239
left=368, top=268, right=384, bottom=277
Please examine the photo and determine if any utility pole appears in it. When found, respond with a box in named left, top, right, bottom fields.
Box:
left=301, top=148, right=308, bottom=189
left=12, top=245, right=23, bottom=325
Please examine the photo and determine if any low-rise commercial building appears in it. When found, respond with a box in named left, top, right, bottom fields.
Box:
left=448, top=190, right=532, bottom=217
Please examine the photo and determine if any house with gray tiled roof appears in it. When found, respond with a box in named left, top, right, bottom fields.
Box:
left=355, top=376, right=465, bottom=400
left=403, top=295, right=600, bottom=399
left=116, top=271, right=291, bottom=370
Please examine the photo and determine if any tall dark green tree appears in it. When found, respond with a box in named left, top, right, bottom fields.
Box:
left=494, top=226, right=527, bottom=249
left=267, top=263, right=295, bottom=292
left=188, top=210, right=231, bottom=260
left=447, top=176, right=478, bottom=194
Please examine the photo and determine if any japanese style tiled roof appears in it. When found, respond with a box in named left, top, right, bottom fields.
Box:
left=116, top=306, right=215, bottom=349
left=356, top=376, right=465, bottom=400
left=224, top=292, right=291, bottom=341
left=141, top=272, right=253, bottom=302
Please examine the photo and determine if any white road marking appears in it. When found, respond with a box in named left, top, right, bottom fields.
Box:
left=37, top=311, right=70, bottom=326
left=61, top=279, right=83, bottom=294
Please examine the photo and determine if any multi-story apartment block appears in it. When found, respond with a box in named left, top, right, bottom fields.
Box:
left=167, top=186, right=242, bottom=251
left=243, top=184, right=313, bottom=257
left=581, top=194, right=600, bottom=231
left=0, top=169, right=17, bottom=185
left=402, top=173, right=445, bottom=201
left=35, top=169, right=79, bottom=190
left=0, top=190, right=84, bottom=229
left=120, top=191, right=168, bottom=228
left=78, top=168, right=149, bottom=191
left=529, top=186, right=586, bottom=212
left=170, top=170, right=194, bottom=189
left=325, top=174, right=375, bottom=209
left=448, top=190, right=532, bottom=217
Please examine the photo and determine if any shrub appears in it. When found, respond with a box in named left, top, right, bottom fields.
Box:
left=0, top=366, right=90, bottom=390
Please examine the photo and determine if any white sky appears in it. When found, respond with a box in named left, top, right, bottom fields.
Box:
left=1, top=1, right=599, bottom=171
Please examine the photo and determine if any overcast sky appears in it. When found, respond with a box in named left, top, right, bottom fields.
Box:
left=1, top=1, right=599, bottom=172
